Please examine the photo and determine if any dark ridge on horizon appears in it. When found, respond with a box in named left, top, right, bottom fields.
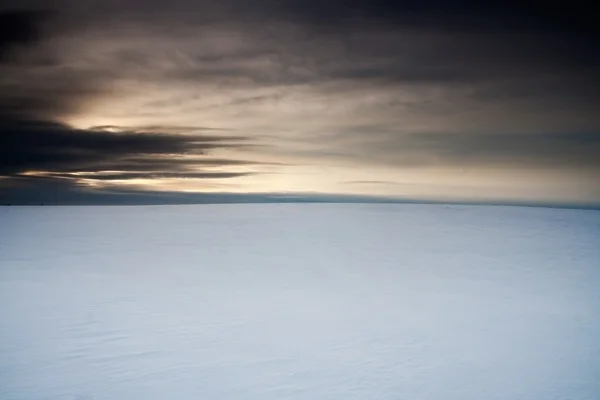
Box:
left=1, top=191, right=598, bottom=211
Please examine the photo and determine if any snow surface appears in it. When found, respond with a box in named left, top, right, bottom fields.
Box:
left=1, top=203, right=599, bottom=400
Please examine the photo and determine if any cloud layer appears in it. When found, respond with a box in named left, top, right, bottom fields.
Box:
left=1, top=1, right=599, bottom=205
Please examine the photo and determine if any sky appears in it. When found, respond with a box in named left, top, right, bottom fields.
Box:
left=1, top=0, right=599, bottom=206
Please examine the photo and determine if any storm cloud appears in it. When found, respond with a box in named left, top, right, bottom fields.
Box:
left=0, top=5, right=270, bottom=200
left=0, top=119, right=253, bottom=175
left=0, top=1, right=598, bottom=205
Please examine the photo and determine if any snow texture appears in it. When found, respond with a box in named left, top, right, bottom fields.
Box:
left=1, top=204, right=599, bottom=400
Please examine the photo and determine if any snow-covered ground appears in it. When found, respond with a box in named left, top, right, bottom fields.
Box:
left=1, top=204, right=599, bottom=400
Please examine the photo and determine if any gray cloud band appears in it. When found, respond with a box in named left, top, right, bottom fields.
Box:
left=0, top=1, right=598, bottom=203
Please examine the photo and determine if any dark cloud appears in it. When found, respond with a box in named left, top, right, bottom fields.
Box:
left=338, top=131, right=600, bottom=170
left=0, top=175, right=410, bottom=206
left=0, top=119, right=252, bottom=175
left=0, top=175, right=253, bottom=205
left=0, top=1, right=599, bottom=205
left=0, top=8, right=110, bottom=120
left=44, top=171, right=254, bottom=181
left=0, top=10, right=47, bottom=60
left=278, top=0, right=597, bottom=36
left=0, top=118, right=269, bottom=203
left=0, top=7, right=273, bottom=204
left=45, top=0, right=596, bottom=36
left=55, top=158, right=278, bottom=173
left=3, top=2, right=598, bottom=99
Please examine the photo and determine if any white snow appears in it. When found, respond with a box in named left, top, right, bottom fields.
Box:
left=1, top=203, right=599, bottom=400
